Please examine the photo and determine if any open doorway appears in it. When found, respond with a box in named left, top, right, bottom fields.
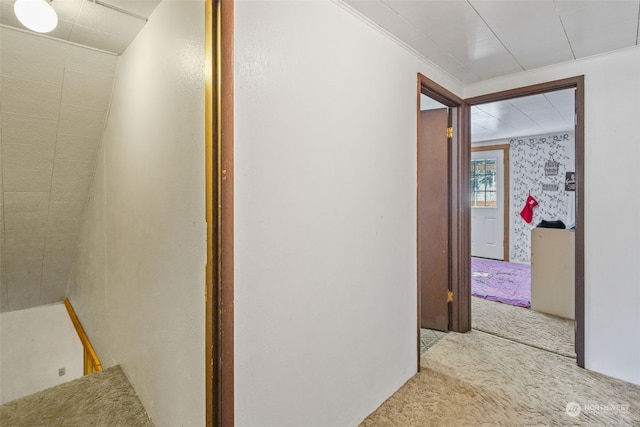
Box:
left=416, top=74, right=471, bottom=369
left=469, top=89, right=578, bottom=358
left=467, top=77, right=585, bottom=367
left=416, top=75, right=585, bottom=369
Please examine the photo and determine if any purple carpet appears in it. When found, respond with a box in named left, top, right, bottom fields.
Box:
left=471, top=257, right=531, bottom=307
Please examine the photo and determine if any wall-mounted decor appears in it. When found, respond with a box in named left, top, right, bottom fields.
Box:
left=542, top=183, right=559, bottom=191
left=544, top=154, right=560, bottom=176
left=565, top=172, right=576, bottom=191
left=520, top=194, right=539, bottom=223
left=509, top=132, right=575, bottom=263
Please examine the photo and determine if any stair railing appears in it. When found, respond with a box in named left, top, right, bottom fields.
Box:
left=64, top=298, right=103, bottom=375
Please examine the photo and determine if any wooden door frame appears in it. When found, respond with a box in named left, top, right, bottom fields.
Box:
left=471, top=144, right=510, bottom=262
left=466, top=76, right=585, bottom=367
left=205, top=0, right=234, bottom=425
left=417, top=74, right=471, bottom=369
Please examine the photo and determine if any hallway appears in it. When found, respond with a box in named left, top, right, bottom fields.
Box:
left=363, top=329, right=640, bottom=426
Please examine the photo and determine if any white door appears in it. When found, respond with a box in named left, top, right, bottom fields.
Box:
left=471, top=149, right=504, bottom=260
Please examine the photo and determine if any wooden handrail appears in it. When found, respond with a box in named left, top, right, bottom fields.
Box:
left=64, top=298, right=103, bottom=375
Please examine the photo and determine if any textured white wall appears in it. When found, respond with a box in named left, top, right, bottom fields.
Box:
left=67, top=1, right=207, bottom=425
left=235, top=1, right=462, bottom=425
left=0, top=303, right=83, bottom=404
left=465, top=47, right=640, bottom=385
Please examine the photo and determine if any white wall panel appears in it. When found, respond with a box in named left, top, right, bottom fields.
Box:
left=0, top=303, right=83, bottom=404
left=235, top=1, right=462, bottom=425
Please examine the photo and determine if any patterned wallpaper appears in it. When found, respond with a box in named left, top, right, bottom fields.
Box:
left=509, top=132, right=575, bottom=263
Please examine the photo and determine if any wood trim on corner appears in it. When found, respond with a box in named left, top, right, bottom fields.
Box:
left=471, top=144, right=510, bottom=262
left=205, top=1, right=214, bottom=423
left=64, top=298, right=102, bottom=375
left=206, top=1, right=234, bottom=425
left=415, top=78, right=422, bottom=368
left=574, top=76, right=585, bottom=368
left=466, top=76, right=585, bottom=368
left=449, top=102, right=472, bottom=335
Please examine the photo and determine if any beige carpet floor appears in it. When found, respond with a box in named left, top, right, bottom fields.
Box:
left=0, top=366, right=153, bottom=427
left=361, top=331, right=640, bottom=426
left=472, top=295, right=576, bottom=358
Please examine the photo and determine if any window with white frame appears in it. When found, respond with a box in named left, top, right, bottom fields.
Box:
left=470, top=158, right=497, bottom=208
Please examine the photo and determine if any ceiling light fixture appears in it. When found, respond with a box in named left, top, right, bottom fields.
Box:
left=13, top=0, right=58, bottom=33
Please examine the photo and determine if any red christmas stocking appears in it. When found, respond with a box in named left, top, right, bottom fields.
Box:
left=520, top=194, right=538, bottom=223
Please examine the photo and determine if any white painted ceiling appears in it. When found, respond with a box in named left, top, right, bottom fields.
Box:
left=344, top=0, right=640, bottom=84
left=348, top=0, right=637, bottom=141
left=422, top=88, right=575, bottom=142
left=470, top=89, right=575, bottom=142
left=0, top=1, right=159, bottom=312
left=0, top=0, right=160, bottom=54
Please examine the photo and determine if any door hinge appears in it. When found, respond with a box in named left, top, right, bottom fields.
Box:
left=446, top=127, right=453, bottom=138
left=447, top=290, right=454, bottom=303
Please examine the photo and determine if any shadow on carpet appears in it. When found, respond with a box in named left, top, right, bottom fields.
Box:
left=361, top=331, right=640, bottom=426
left=472, top=295, right=575, bottom=358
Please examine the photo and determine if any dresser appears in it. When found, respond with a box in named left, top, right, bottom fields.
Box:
left=530, top=228, right=575, bottom=320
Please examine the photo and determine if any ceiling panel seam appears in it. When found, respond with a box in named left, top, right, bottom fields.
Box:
left=465, top=0, right=526, bottom=73
left=636, top=1, right=640, bottom=45
left=0, top=24, right=118, bottom=56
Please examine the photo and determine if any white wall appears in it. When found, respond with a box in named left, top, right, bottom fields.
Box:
left=0, top=303, right=83, bottom=404
left=466, top=47, right=640, bottom=385
left=67, top=1, right=207, bottom=425
left=235, top=1, right=462, bottom=425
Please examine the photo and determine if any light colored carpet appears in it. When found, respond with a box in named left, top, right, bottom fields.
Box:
left=0, top=366, right=153, bottom=427
left=361, top=331, right=640, bottom=426
left=472, top=295, right=576, bottom=358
